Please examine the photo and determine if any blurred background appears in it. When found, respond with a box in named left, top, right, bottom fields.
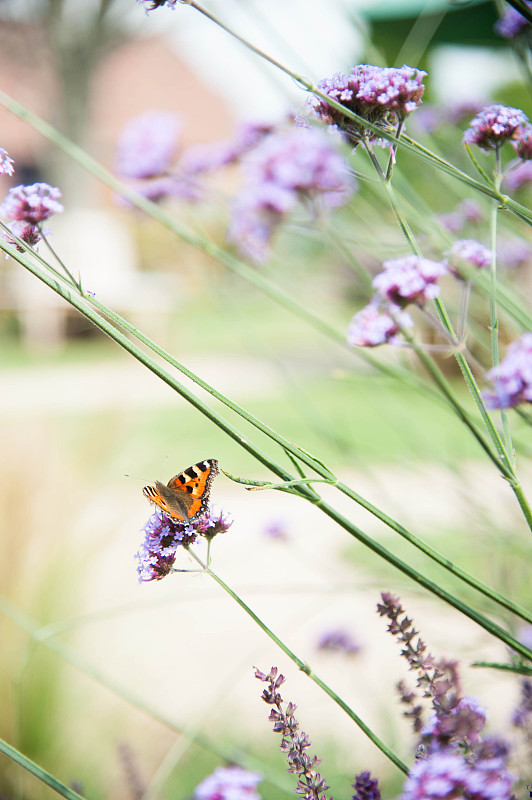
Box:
left=1, top=0, right=532, bottom=797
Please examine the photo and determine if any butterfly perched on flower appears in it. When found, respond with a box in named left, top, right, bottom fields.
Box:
left=143, top=459, right=219, bottom=524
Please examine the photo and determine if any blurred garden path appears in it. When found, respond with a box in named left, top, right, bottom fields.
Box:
left=0, top=355, right=282, bottom=412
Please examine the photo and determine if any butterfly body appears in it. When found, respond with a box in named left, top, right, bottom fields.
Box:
left=143, top=459, right=219, bottom=523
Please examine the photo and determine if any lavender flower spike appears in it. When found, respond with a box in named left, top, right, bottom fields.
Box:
left=483, top=332, right=532, bottom=409
left=352, top=771, right=380, bottom=800
left=1, top=183, right=63, bottom=224
left=0, top=148, right=14, bottom=176
left=463, top=104, right=528, bottom=151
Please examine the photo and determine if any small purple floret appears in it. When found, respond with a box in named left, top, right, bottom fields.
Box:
left=1, top=183, right=63, bottom=223
left=347, top=302, right=413, bottom=347
left=193, top=766, right=262, bottom=800
left=372, top=255, right=448, bottom=307
left=483, top=332, right=532, bottom=409
left=463, top=104, right=528, bottom=151
left=0, top=148, right=14, bottom=176
left=116, top=110, right=181, bottom=179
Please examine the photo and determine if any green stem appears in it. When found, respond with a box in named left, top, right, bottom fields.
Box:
left=186, top=549, right=408, bottom=775
left=0, top=738, right=86, bottom=800
left=7, top=239, right=532, bottom=628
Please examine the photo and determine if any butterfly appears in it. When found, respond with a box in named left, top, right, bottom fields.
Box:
left=143, top=459, right=219, bottom=524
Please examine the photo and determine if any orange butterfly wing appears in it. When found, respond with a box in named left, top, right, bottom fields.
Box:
left=143, top=458, right=219, bottom=523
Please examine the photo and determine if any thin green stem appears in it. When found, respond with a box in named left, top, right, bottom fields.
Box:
left=186, top=549, right=408, bottom=775
left=0, top=738, right=86, bottom=800
left=7, top=239, right=532, bottom=628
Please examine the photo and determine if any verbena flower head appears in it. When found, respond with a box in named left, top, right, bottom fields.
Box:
left=195, top=505, right=233, bottom=539
left=438, top=200, right=483, bottom=235
left=352, top=771, right=380, bottom=800
left=483, top=332, right=532, bottom=409
left=193, top=766, right=262, bottom=800
left=2, top=220, right=42, bottom=251
left=306, top=64, right=425, bottom=146
left=228, top=126, right=355, bottom=263
left=447, top=239, right=493, bottom=278
left=372, top=255, right=448, bottom=307
left=463, top=104, right=528, bottom=151
left=400, top=747, right=514, bottom=800
left=317, top=628, right=361, bottom=656
left=0, top=148, right=14, bottom=176
left=116, top=111, right=181, bottom=179
left=347, top=302, right=413, bottom=347
left=495, top=0, right=532, bottom=38
left=1, top=183, right=63, bottom=223
left=135, top=510, right=198, bottom=582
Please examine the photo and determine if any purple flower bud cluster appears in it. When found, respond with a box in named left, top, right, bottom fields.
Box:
left=193, top=766, right=262, bottom=800
left=0, top=148, right=14, bottom=176
left=255, top=666, right=332, bottom=800
left=3, top=220, right=42, bottom=252
left=494, top=1, right=532, bottom=39
left=463, top=104, right=528, bottom=151
left=483, top=332, right=532, bottom=409
left=194, top=505, right=233, bottom=539
left=306, top=64, right=426, bottom=145
left=317, top=628, right=361, bottom=656
left=352, top=771, right=380, bottom=800
left=400, top=744, right=514, bottom=800
left=447, top=239, right=493, bottom=278
left=228, top=127, right=355, bottom=263
left=372, top=255, right=448, bottom=308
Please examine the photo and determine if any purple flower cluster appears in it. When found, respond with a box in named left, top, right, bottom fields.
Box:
left=194, top=505, right=233, bottom=539
left=372, top=255, right=448, bottom=307
left=463, top=104, right=528, bottom=151
left=228, top=127, right=355, bottom=263
left=1, top=182, right=63, bottom=223
left=317, top=628, right=361, bottom=656
left=512, top=678, right=532, bottom=728
left=135, top=510, right=198, bottom=582
left=115, top=110, right=181, bottom=179
left=512, top=123, right=532, bottom=159
left=306, top=64, right=426, bottom=144
left=447, top=239, right=493, bottom=278
left=0, top=148, right=14, bottom=176
left=494, top=0, right=532, bottom=38
left=400, top=745, right=514, bottom=800
left=3, top=220, right=42, bottom=251
left=193, top=767, right=262, bottom=800
left=483, top=332, right=532, bottom=409
left=347, top=302, right=413, bottom=348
